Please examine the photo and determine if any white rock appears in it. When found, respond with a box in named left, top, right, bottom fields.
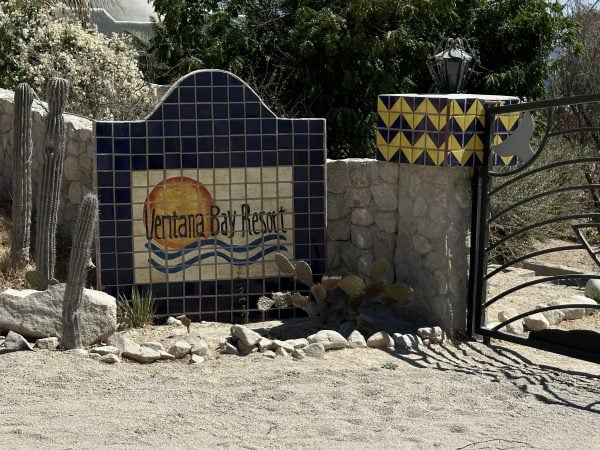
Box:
left=272, top=339, right=295, bottom=353
left=166, top=316, right=182, bottom=326
left=35, top=337, right=59, bottom=350
left=158, top=350, right=176, bottom=360
left=90, top=345, right=121, bottom=356
left=275, top=347, right=290, bottom=357
left=347, top=330, right=367, bottom=348
left=258, top=337, right=273, bottom=352
left=550, top=299, right=584, bottom=320
left=219, top=340, right=238, bottom=355
left=367, top=331, right=395, bottom=348
left=584, top=279, right=600, bottom=301
left=536, top=303, right=564, bottom=325
left=303, top=343, right=325, bottom=358
left=497, top=309, right=524, bottom=335
left=108, top=333, right=161, bottom=363
left=571, top=295, right=598, bottom=316
left=285, top=338, right=309, bottom=349
left=307, top=330, right=348, bottom=350
left=230, top=325, right=262, bottom=347
left=417, top=326, right=444, bottom=344
left=141, top=341, right=164, bottom=352
left=191, top=340, right=209, bottom=356
left=392, top=333, right=423, bottom=351
left=189, top=354, right=204, bottom=364
left=3, top=331, right=34, bottom=351
left=292, top=348, right=305, bottom=359
left=88, top=352, right=102, bottom=361
left=0, top=284, right=116, bottom=346
left=168, top=341, right=192, bottom=358
left=523, top=313, right=550, bottom=331
left=237, top=339, right=258, bottom=355
left=263, top=350, right=276, bottom=358
left=100, top=354, right=120, bottom=364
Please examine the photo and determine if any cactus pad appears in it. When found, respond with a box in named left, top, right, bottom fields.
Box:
left=372, top=259, right=393, bottom=284
left=310, top=283, right=327, bottom=302
left=321, top=275, right=342, bottom=290
left=384, top=283, right=415, bottom=302
left=257, top=296, right=275, bottom=311
left=274, top=253, right=295, bottom=275
left=364, top=281, right=386, bottom=298
left=272, top=291, right=291, bottom=308
left=294, top=260, right=313, bottom=287
left=339, top=275, right=365, bottom=297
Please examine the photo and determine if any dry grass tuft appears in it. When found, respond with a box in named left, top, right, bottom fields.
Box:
left=0, top=208, right=30, bottom=292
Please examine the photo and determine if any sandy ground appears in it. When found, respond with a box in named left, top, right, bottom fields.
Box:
left=1, top=318, right=599, bottom=449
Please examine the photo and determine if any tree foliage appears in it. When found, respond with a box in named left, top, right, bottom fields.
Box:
left=145, top=0, right=576, bottom=158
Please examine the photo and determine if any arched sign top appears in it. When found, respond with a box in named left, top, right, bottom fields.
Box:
left=144, top=69, right=280, bottom=123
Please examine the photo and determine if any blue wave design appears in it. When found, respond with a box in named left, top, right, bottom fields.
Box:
left=145, top=234, right=287, bottom=260
left=149, top=245, right=288, bottom=273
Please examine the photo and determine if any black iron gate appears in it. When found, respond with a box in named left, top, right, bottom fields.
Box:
left=469, top=94, right=600, bottom=363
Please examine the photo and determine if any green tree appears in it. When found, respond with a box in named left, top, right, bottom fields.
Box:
left=146, top=0, right=576, bottom=158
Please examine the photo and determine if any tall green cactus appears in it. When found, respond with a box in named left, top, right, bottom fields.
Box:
left=35, top=77, right=68, bottom=280
left=11, top=83, right=33, bottom=268
left=62, top=193, right=98, bottom=350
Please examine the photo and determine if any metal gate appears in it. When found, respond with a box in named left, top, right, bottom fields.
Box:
left=468, top=94, right=600, bottom=363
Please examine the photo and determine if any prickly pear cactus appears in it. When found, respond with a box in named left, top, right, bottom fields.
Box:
left=11, top=83, right=34, bottom=268
left=294, top=260, right=314, bottom=287
left=339, top=275, right=365, bottom=297
left=35, top=77, right=68, bottom=280
left=62, top=193, right=98, bottom=350
left=274, top=253, right=295, bottom=275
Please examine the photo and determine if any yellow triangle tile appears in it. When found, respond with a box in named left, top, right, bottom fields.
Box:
left=376, top=129, right=387, bottom=146
left=475, top=151, right=485, bottom=163
left=404, top=148, right=422, bottom=164
left=415, top=99, right=430, bottom=114
left=399, top=97, right=412, bottom=113
left=377, top=98, right=400, bottom=128
left=427, top=149, right=445, bottom=166
left=466, top=100, right=483, bottom=115
left=501, top=155, right=513, bottom=165
left=389, top=131, right=412, bottom=148
left=452, top=150, right=473, bottom=166
left=493, top=134, right=503, bottom=145
left=447, top=135, right=463, bottom=151
left=404, top=113, right=425, bottom=130
left=465, top=134, right=485, bottom=150
left=414, top=134, right=440, bottom=151
left=428, top=113, right=447, bottom=131
left=390, top=97, right=403, bottom=113
left=450, top=100, right=464, bottom=115
left=500, top=112, right=520, bottom=133
left=453, top=115, right=474, bottom=132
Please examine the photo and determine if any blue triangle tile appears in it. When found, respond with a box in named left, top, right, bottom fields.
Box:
left=429, top=97, right=448, bottom=113
left=413, top=151, right=427, bottom=165
left=423, top=151, right=437, bottom=166
left=413, top=97, right=427, bottom=113
left=404, top=96, right=417, bottom=111
left=376, top=116, right=387, bottom=128
left=414, top=116, right=427, bottom=131
left=449, top=118, right=465, bottom=133
left=448, top=153, right=461, bottom=167
left=389, top=115, right=402, bottom=130
left=399, top=116, right=412, bottom=131
left=494, top=118, right=507, bottom=133
left=388, top=129, right=401, bottom=144
left=399, top=151, right=410, bottom=164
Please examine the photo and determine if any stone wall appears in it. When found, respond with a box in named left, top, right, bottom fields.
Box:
left=0, top=88, right=94, bottom=237
left=326, top=159, right=473, bottom=336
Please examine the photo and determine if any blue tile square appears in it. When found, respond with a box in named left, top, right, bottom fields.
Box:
left=114, top=139, right=130, bottom=154
left=181, top=121, right=196, bottom=136
left=293, top=121, right=308, bottom=133
left=310, top=197, right=324, bottom=213
left=148, top=121, right=163, bottom=136
left=114, top=123, right=129, bottom=137
left=182, top=137, right=197, bottom=152
left=213, top=86, right=228, bottom=102
left=309, top=120, right=324, bottom=134
left=230, top=103, right=244, bottom=118
left=278, top=134, right=292, bottom=149
left=214, top=120, right=229, bottom=135
left=180, top=86, right=195, bottom=103
left=214, top=103, right=229, bottom=119
left=263, top=151, right=277, bottom=165
left=180, top=104, right=195, bottom=120
left=165, top=138, right=180, bottom=153
left=115, top=204, right=131, bottom=219
left=246, top=118, right=260, bottom=135
left=164, top=120, right=179, bottom=136
left=131, top=139, right=146, bottom=154
left=198, top=136, right=213, bottom=152
left=117, top=253, right=133, bottom=269
left=294, top=182, right=308, bottom=197
left=149, top=155, right=163, bottom=169
left=196, top=87, right=212, bottom=102
left=229, top=86, right=244, bottom=102
left=197, top=120, right=212, bottom=135
left=166, top=154, right=180, bottom=169
left=98, top=188, right=114, bottom=204
left=310, top=135, right=323, bottom=149
left=279, top=151, right=293, bottom=165
left=310, top=166, right=324, bottom=180
left=115, top=188, right=131, bottom=203
left=231, top=152, right=245, bottom=166
left=100, top=237, right=115, bottom=253
left=295, top=135, right=309, bottom=150
left=310, top=213, right=325, bottom=228
left=214, top=153, right=229, bottom=167
left=195, top=72, right=211, bottom=86
left=230, top=136, right=245, bottom=151
left=117, top=270, right=134, bottom=285
left=262, top=135, right=276, bottom=150
left=114, top=156, right=130, bottom=170
left=310, top=150, right=324, bottom=165
left=294, top=166, right=308, bottom=181
left=182, top=153, right=197, bottom=167
left=294, top=151, right=308, bottom=165
left=97, top=172, right=113, bottom=187
left=96, top=122, right=112, bottom=137
left=214, top=136, right=229, bottom=152
left=165, top=90, right=179, bottom=104
left=97, top=138, right=113, bottom=154
left=246, top=136, right=260, bottom=151
left=246, top=152, right=261, bottom=167
left=246, top=102, right=260, bottom=118
left=101, top=270, right=117, bottom=285
left=294, top=198, right=308, bottom=211
left=99, top=204, right=114, bottom=221
left=148, top=138, right=162, bottom=154
left=99, top=220, right=115, bottom=236
left=115, top=172, right=130, bottom=187
left=131, top=155, right=147, bottom=170
left=212, top=71, right=228, bottom=85
left=263, top=118, right=276, bottom=134
left=230, top=119, right=245, bottom=135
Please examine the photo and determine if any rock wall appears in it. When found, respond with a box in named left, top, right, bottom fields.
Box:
left=326, top=159, right=473, bottom=336
left=0, top=88, right=94, bottom=236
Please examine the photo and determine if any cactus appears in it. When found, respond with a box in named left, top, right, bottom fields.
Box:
left=11, top=83, right=34, bottom=268
left=62, top=193, right=98, bottom=350
left=35, top=77, right=68, bottom=280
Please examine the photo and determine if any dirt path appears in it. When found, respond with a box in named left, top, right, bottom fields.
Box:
left=1, top=331, right=598, bottom=449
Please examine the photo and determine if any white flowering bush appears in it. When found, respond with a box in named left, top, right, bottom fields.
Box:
left=0, top=0, right=155, bottom=120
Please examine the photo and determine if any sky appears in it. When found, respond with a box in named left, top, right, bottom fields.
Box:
left=92, top=0, right=156, bottom=21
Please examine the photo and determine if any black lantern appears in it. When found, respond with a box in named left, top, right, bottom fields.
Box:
left=427, top=38, right=478, bottom=93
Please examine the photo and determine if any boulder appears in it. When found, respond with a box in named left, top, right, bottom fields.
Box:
left=141, top=341, right=165, bottom=352
left=523, top=313, right=550, bottom=332
left=191, top=340, right=209, bottom=356
left=417, top=326, right=444, bottom=344
left=304, top=343, right=326, bottom=358
left=89, top=345, right=121, bottom=356
left=367, top=331, right=395, bottom=348
left=292, top=348, right=305, bottom=360
left=347, top=330, right=367, bottom=348
left=263, top=350, right=276, bottom=358
left=307, top=330, right=348, bottom=350
left=189, top=354, right=204, bottom=364
left=571, top=295, right=599, bottom=316
left=272, top=339, right=295, bottom=353
left=108, top=333, right=161, bottom=363
left=166, top=316, right=182, bottom=326
left=258, top=337, right=273, bottom=352
left=275, top=347, right=290, bottom=357
left=168, top=341, right=192, bottom=358
left=100, top=354, right=120, bottom=364
left=393, top=333, right=422, bottom=351
left=0, top=284, right=116, bottom=346
left=550, top=299, right=585, bottom=320
left=497, top=309, right=524, bottom=335
left=158, top=350, right=176, bottom=360
left=285, top=338, right=309, bottom=349
left=219, top=339, right=238, bottom=355
left=3, top=331, right=34, bottom=351
left=35, top=337, right=59, bottom=350
left=237, top=339, right=258, bottom=355
left=584, top=278, right=600, bottom=301
left=230, top=325, right=262, bottom=347
left=535, top=303, right=564, bottom=326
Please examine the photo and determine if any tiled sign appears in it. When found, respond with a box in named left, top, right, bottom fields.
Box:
left=375, top=94, right=520, bottom=167
left=94, top=70, right=326, bottom=323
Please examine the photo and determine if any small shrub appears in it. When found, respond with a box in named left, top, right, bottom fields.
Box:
left=117, top=288, right=155, bottom=329
left=381, top=361, right=398, bottom=370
